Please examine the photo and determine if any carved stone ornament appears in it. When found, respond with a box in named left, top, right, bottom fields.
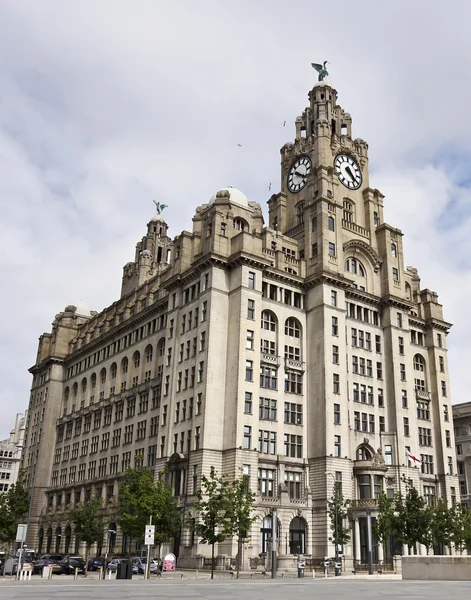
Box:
left=297, top=509, right=303, bottom=517
left=343, top=239, right=383, bottom=272
left=372, top=448, right=385, bottom=465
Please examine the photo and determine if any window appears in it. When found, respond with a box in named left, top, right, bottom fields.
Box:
left=400, top=363, right=406, bottom=381
left=418, top=427, right=432, bottom=446
left=384, top=445, right=393, bottom=465
left=445, top=430, right=451, bottom=447
left=285, top=372, right=302, bottom=394
left=375, top=335, right=381, bottom=353
left=402, top=390, right=408, bottom=409
left=244, top=392, right=252, bottom=414
left=311, top=216, right=317, bottom=232
left=352, top=328, right=357, bottom=347
left=333, top=403, right=341, bottom=425
left=345, top=258, right=365, bottom=276
left=312, top=242, right=318, bottom=257
left=246, top=330, right=254, bottom=350
left=262, top=340, right=277, bottom=355
left=261, top=367, right=277, bottom=390
left=284, top=402, right=302, bottom=425
left=444, top=405, right=449, bottom=422
left=285, top=472, right=302, bottom=499
left=334, top=435, right=341, bottom=457
left=332, top=317, right=338, bottom=336
left=285, top=318, right=301, bottom=338
left=248, top=271, right=255, bottom=289
left=437, top=333, right=442, bottom=348
left=403, top=417, right=409, bottom=437
left=421, top=454, right=434, bottom=475
left=379, top=416, right=385, bottom=433
left=377, top=362, right=383, bottom=379
left=391, top=243, right=397, bottom=257
left=328, top=216, right=335, bottom=231
left=328, top=242, right=336, bottom=257
left=333, top=374, right=340, bottom=394
left=331, top=290, right=337, bottom=307
left=460, top=481, right=467, bottom=496
left=343, top=200, right=353, bottom=222
left=284, top=434, right=303, bottom=458
left=245, top=360, right=253, bottom=382
left=352, top=356, right=359, bottom=374
left=358, top=474, right=371, bottom=499
left=441, top=381, right=447, bottom=397
left=243, top=426, right=252, bottom=449
left=365, top=332, right=371, bottom=351
left=259, top=397, right=277, bottom=420
left=439, top=356, right=445, bottom=373
left=247, top=299, right=255, bottom=320
left=392, top=268, right=399, bottom=281
left=332, top=345, right=339, bottom=364
left=258, top=468, right=275, bottom=497
left=397, top=313, right=402, bottom=328
left=258, top=430, right=276, bottom=454
left=354, top=411, right=360, bottom=431
left=261, top=311, right=276, bottom=332
left=378, top=388, right=384, bottom=407
left=457, top=444, right=462, bottom=456
left=398, top=336, right=404, bottom=355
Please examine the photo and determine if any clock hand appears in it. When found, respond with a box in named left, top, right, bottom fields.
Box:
left=345, top=165, right=355, bottom=181
left=295, top=171, right=306, bottom=178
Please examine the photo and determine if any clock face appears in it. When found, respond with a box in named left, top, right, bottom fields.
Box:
left=334, top=154, right=362, bottom=190
left=287, top=156, right=312, bottom=193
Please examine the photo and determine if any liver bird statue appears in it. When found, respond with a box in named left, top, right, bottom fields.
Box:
left=311, top=61, right=329, bottom=82
left=153, top=200, right=168, bottom=215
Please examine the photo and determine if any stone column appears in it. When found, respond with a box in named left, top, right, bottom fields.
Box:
left=354, top=519, right=360, bottom=562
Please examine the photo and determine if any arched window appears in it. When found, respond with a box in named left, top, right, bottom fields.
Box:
left=261, top=310, right=277, bottom=332
left=55, top=526, right=62, bottom=553
left=233, top=218, right=246, bottom=231
left=345, top=258, right=365, bottom=277
left=356, top=446, right=372, bottom=461
left=133, top=351, right=140, bottom=369
left=81, top=378, right=87, bottom=395
left=289, top=517, right=307, bottom=554
left=145, top=344, right=153, bottom=363
left=63, top=387, right=70, bottom=404
left=343, top=200, right=354, bottom=222
left=64, top=525, right=71, bottom=555
left=413, top=354, right=425, bottom=372
left=100, top=368, right=107, bottom=384
left=312, top=216, right=317, bottom=232
left=391, top=243, right=397, bottom=257
left=328, top=216, right=335, bottom=232
left=121, top=357, right=129, bottom=375
left=285, top=318, right=301, bottom=338
left=72, top=382, right=78, bottom=398
left=157, top=338, right=166, bottom=357
left=111, top=363, right=117, bottom=379
left=46, top=527, right=53, bottom=553
left=91, top=373, right=97, bottom=389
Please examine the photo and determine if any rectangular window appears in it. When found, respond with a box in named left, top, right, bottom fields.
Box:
left=244, top=392, right=252, bottom=414
left=328, top=242, right=336, bottom=256
left=258, top=468, right=275, bottom=497
left=246, top=330, right=254, bottom=351
left=384, top=445, right=393, bottom=465
left=352, top=355, right=358, bottom=374
left=400, top=363, right=406, bottom=381
left=259, top=397, right=277, bottom=421
left=248, top=271, right=255, bottom=289
left=333, top=403, right=341, bottom=425
left=421, top=454, right=434, bottom=475
left=378, top=388, right=384, bottom=407
left=334, top=435, right=341, bottom=457
left=247, top=299, right=255, bottom=320
left=284, top=402, right=303, bottom=425
left=444, top=404, right=449, bottom=422
left=258, top=430, right=276, bottom=454
left=398, top=336, right=404, bottom=354
left=332, top=345, right=339, bottom=364
left=445, top=430, right=451, bottom=447
left=285, top=371, right=302, bottom=394
left=401, top=389, right=408, bottom=409
left=353, top=383, right=359, bottom=402
left=352, top=328, right=358, bottom=347
left=437, top=333, right=442, bottom=348
left=377, top=362, right=383, bottom=379
left=403, top=417, right=410, bottom=437
left=246, top=360, right=253, bottom=382
left=379, top=416, right=385, bottom=433
left=285, top=471, right=302, bottom=499
left=312, top=242, right=318, bottom=257
left=333, top=373, right=340, bottom=394
left=354, top=411, right=360, bottom=431
left=261, top=367, right=278, bottom=390
left=365, top=332, right=371, bottom=351
left=392, top=268, right=399, bottom=281
left=332, top=316, right=338, bottom=336
left=441, top=381, right=447, bottom=397
left=331, top=290, right=337, bottom=307
left=243, top=426, right=251, bottom=449
left=284, top=433, right=303, bottom=458
left=439, top=356, right=445, bottom=373
left=375, top=335, right=381, bottom=353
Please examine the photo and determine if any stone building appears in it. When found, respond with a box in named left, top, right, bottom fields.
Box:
left=0, top=412, right=26, bottom=494
left=21, top=77, right=458, bottom=569
left=452, top=403, right=471, bottom=510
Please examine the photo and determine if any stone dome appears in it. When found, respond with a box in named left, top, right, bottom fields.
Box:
left=150, top=214, right=165, bottom=223
left=209, top=187, right=249, bottom=208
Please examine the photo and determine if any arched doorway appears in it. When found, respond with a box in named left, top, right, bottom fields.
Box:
left=289, top=517, right=307, bottom=554
left=38, top=528, right=44, bottom=555
left=260, top=515, right=280, bottom=554
left=46, top=527, right=52, bottom=553
left=55, top=526, right=62, bottom=553
left=64, top=525, right=72, bottom=555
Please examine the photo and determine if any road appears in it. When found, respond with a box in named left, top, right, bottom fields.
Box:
left=1, top=579, right=471, bottom=600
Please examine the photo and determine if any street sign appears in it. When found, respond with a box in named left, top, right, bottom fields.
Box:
left=163, top=553, right=176, bottom=571
left=16, top=524, right=27, bottom=543
left=144, top=524, right=155, bottom=546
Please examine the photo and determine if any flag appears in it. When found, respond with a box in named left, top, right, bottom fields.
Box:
left=406, top=451, right=421, bottom=465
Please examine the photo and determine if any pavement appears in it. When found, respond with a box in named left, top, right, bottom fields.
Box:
left=1, top=576, right=471, bottom=600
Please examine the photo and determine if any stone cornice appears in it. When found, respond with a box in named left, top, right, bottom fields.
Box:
left=380, top=295, right=415, bottom=311
left=303, top=272, right=353, bottom=292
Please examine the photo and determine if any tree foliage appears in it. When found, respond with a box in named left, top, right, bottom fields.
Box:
left=70, top=497, right=105, bottom=575
left=191, top=467, right=232, bottom=579
left=117, top=464, right=180, bottom=558
left=0, top=470, right=29, bottom=550
left=327, top=484, right=351, bottom=553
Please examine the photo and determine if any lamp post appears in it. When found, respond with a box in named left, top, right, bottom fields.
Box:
left=325, top=472, right=340, bottom=576
left=104, top=528, right=116, bottom=574
left=366, top=510, right=373, bottom=575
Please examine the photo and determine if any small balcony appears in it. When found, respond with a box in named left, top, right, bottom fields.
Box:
left=260, top=353, right=281, bottom=366
left=350, top=498, right=378, bottom=510
left=284, top=357, right=305, bottom=372
left=415, top=388, right=431, bottom=401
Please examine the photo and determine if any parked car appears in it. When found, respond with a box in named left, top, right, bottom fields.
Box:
left=4, top=557, right=33, bottom=575
left=139, top=557, right=158, bottom=574
left=40, top=554, right=64, bottom=563
left=106, top=558, right=121, bottom=572
left=16, top=549, right=38, bottom=564
left=33, top=558, right=63, bottom=575
left=87, top=556, right=106, bottom=571
left=61, top=556, right=86, bottom=575
left=131, top=556, right=145, bottom=574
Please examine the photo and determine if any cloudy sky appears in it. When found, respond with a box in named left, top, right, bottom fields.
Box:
left=1, top=0, right=471, bottom=439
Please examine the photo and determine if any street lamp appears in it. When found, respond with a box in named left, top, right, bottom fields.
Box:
left=325, top=472, right=340, bottom=576
left=104, top=529, right=116, bottom=572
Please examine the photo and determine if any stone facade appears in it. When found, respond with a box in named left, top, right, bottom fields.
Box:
left=452, top=402, right=471, bottom=510
left=0, top=412, right=26, bottom=494
left=21, top=79, right=458, bottom=569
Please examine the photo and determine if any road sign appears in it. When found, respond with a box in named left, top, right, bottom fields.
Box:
left=163, top=553, right=176, bottom=571
left=16, top=524, right=27, bottom=543
left=145, top=524, right=155, bottom=545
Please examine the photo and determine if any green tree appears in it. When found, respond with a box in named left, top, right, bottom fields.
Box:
left=223, top=473, right=256, bottom=578
left=191, top=467, right=231, bottom=579
left=394, top=487, right=430, bottom=552
left=375, top=492, right=402, bottom=551
left=70, top=497, right=105, bottom=575
left=327, top=484, right=350, bottom=559
left=450, top=503, right=471, bottom=553
left=429, top=499, right=453, bottom=553
left=118, top=464, right=180, bottom=560
left=0, top=470, right=29, bottom=558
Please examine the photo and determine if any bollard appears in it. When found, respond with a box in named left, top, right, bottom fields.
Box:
left=74, top=567, right=78, bottom=580
left=108, top=569, right=112, bottom=580
left=98, top=566, right=103, bottom=580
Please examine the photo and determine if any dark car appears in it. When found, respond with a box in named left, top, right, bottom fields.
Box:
left=61, top=557, right=86, bottom=575
left=33, top=558, right=63, bottom=575
left=87, top=556, right=106, bottom=571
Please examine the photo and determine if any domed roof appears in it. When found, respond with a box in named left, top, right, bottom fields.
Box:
left=150, top=214, right=165, bottom=222
left=72, top=301, right=92, bottom=318
left=209, top=186, right=249, bottom=208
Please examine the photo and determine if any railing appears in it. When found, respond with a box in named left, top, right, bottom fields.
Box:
left=284, top=358, right=305, bottom=371
left=262, top=248, right=275, bottom=257
left=284, top=223, right=305, bottom=238
left=260, top=353, right=281, bottom=366
left=393, top=280, right=401, bottom=288
left=342, top=219, right=370, bottom=239
left=350, top=498, right=378, bottom=509
left=328, top=254, right=338, bottom=265
left=415, top=389, right=431, bottom=401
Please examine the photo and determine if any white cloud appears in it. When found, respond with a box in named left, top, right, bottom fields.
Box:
left=1, top=0, right=471, bottom=437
